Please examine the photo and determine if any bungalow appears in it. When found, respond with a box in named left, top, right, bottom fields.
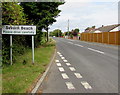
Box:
left=84, top=24, right=120, bottom=33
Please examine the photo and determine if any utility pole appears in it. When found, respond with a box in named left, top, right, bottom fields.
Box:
left=67, top=19, right=69, bottom=39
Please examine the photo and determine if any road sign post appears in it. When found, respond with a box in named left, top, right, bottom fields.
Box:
left=2, top=25, right=36, bottom=65
left=32, top=36, right=34, bottom=64
left=10, top=35, right=12, bottom=65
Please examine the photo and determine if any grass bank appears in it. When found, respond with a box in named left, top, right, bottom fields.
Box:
left=2, top=39, right=55, bottom=93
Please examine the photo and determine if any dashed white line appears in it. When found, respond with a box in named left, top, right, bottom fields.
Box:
left=75, top=44, right=84, bottom=47
left=61, top=57, right=65, bottom=59
left=81, top=81, right=92, bottom=89
left=61, top=73, right=69, bottom=79
left=59, top=55, right=63, bottom=57
left=56, top=63, right=62, bottom=66
left=57, top=52, right=61, bottom=55
left=65, top=82, right=75, bottom=90
left=58, top=67, right=65, bottom=72
left=69, top=67, right=76, bottom=71
left=74, top=73, right=82, bottom=78
left=55, top=60, right=59, bottom=63
left=88, top=48, right=105, bottom=54
left=66, top=63, right=71, bottom=66
left=63, top=60, right=68, bottom=62
left=57, top=52, right=60, bottom=54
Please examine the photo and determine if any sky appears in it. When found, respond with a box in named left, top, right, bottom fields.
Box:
left=49, top=0, right=119, bottom=33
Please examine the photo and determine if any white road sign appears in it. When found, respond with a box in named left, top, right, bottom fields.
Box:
left=2, top=25, right=36, bottom=35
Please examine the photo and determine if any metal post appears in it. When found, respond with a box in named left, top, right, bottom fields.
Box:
left=32, top=36, right=34, bottom=64
left=10, top=35, right=12, bottom=65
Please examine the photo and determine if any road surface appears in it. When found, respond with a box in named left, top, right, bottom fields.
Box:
left=38, top=37, right=118, bottom=93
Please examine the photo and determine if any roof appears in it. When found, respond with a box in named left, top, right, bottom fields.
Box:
left=84, top=24, right=120, bottom=33
left=96, top=24, right=120, bottom=32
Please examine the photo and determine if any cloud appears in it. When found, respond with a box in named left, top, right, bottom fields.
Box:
left=49, top=2, right=118, bottom=32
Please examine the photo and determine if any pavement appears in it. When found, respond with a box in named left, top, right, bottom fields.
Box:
left=37, top=37, right=118, bottom=93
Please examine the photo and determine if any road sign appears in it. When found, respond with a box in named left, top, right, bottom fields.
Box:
left=2, top=25, right=36, bottom=65
left=2, top=25, right=36, bottom=35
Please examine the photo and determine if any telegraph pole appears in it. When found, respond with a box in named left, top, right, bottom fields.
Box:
left=67, top=19, right=69, bottom=38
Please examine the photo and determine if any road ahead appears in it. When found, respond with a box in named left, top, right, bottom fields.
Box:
left=38, top=38, right=118, bottom=93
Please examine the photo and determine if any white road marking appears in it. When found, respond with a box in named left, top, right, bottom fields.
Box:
left=57, top=52, right=60, bottom=54
left=65, top=82, right=75, bottom=90
left=57, top=52, right=61, bottom=55
left=63, top=60, right=68, bottom=62
left=69, top=67, right=76, bottom=71
left=66, top=63, right=71, bottom=66
left=61, top=57, right=65, bottom=59
left=81, top=81, right=92, bottom=89
left=56, top=63, right=62, bottom=66
left=75, top=44, right=84, bottom=47
left=59, top=55, right=63, bottom=57
left=55, top=60, right=59, bottom=63
left=88, top=48, right=105, bottom=54
left=74, top=73, right=82, bottom=78
left=61, top=73, right=69, bottom=79
left=58, top=67, right=65, bottom=72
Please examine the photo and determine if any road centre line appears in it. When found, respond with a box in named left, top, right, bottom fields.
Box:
left=69, top=67, right=76, bottom=71
left=55, top=60, right=59, bottom=63
left=81, top=81, right=92, bottom=89
left=66, top=63, right=71, bottom=66
left=63, top=60, right=68, bottom=62
left=88, top=48, right=105, bottom=54
left=74, top=73, right=82, bottom=78
left=74, top=44, right=84, bottom=47
left=61, top=73, right=69, bottom=79
left=65, top=82, right=75, bottom=90
left=58, top=67, right=65, bottom=72
left=56, top=63, right=62, bottom=66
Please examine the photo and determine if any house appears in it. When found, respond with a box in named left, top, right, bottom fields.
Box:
left=95, top=24, right=120, bottom=32
left=84, top=24, right=120, bottom=33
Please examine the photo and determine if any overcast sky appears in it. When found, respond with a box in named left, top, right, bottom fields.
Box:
left=49, top=0, right=119, bottom=33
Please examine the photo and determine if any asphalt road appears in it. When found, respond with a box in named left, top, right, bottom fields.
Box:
left=38, top=37, right=118, bottom=93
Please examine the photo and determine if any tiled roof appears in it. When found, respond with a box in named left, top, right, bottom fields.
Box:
left=96, top=24, right=120, bottom=32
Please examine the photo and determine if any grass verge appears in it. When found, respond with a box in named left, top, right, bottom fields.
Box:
left=2, top=39, right=55, bottom=93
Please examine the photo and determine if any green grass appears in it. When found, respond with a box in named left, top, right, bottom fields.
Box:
left=2, top=40, right=55, bottom=93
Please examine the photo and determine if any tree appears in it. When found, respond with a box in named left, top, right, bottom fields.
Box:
left=21, top=2, right=64, bottom=42
left=2, top=2, right=27, bottom=64
left=74, top=28, right=79, bottom=33
left=50, top=29, right=62, bottom=37
left=71, top=28, right=79, bottom=36
left=2, top=2, right=64, bottom=64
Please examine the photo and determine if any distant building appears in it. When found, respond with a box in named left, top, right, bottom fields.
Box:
left=84, top=24, right=120, bottom=33
left=96, top=24, right=120, bottom=32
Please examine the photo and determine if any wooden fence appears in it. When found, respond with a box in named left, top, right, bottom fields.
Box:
left=80, top=31, right=120, bottom=45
